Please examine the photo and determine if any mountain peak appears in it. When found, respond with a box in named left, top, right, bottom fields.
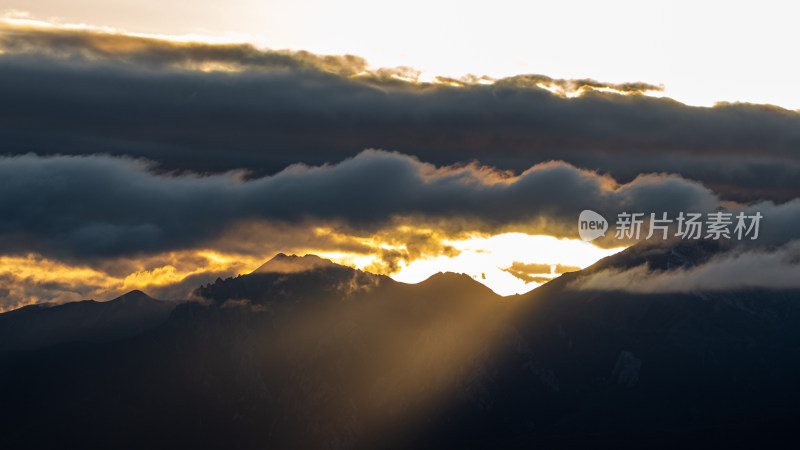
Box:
left=418, top=271, right=499, bottom=296
left=253, top=253, right=340, bottom=274
left=112, top=289, right=154, bottom=303
left=422, top=271, right=473, bottom=283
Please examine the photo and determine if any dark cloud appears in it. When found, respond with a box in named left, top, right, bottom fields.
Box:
left=0, top=22, right=368, bottom=75
left=1, top=24, right=799, bottom=203
left=3, top=150, right=795, bottom=262
left=493, top=74, right=662, bottom=95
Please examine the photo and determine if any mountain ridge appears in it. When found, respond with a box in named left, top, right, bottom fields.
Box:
left=252, top=252, right=340, bottom=274
left=3, top=242, right=800, bottom=448
left=0, top=289, right=176, bottom=352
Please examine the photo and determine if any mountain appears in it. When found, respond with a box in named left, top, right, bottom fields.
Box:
left=0, top=290, right=177, bottom=352
left=583, top=237, right=726, bottom=272
left=422, top=241, right=800, bottom=447
left=195, top=253, right=390, bottom=306
left=0, top=257, right=510, bottom=449
left=252, top=252, right=341, bottom=274
left=1, top=245, right=799, bottom=449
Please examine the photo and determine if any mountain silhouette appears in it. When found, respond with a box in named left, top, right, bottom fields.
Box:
left=252, top=252, right=341, bottom=273
left=0, top=289, right=176, bottom=352
left=1, top=243, right=799, bottom=449
left=195, top=253, right=389, bottom=307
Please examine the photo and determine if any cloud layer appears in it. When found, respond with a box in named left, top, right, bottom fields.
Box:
left=0, top=150, right=744, bottom=260
left=1, top=22, right=798, bottom=307
left=2, top=22, right=800, bottom=203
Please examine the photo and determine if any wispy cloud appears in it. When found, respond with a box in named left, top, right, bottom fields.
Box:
left=571, top=240, right=800, bottom=292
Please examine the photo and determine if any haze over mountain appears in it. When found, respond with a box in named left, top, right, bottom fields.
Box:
left=2, top=243, right=799, bottom=448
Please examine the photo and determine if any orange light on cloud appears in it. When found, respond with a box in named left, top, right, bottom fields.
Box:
left=0, top=250, right=265, bottom=311
left=0, top=225, right=626, bottom=310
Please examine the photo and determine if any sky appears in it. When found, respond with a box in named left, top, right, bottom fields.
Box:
left=0, top=2, right=798, bottom=309
left=3, top=1, right=800, bottom=109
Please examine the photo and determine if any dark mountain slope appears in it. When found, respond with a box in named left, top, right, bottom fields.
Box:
left=1, top=247, right=799, bottom=449
left=0, top=256, right=512, bottom=449
left=0, top=289, right=176, bottom=352
left=418, top=240, right=800, bottom=448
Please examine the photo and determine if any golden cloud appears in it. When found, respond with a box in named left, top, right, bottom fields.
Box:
left=0, top=18, right=663, bottom=97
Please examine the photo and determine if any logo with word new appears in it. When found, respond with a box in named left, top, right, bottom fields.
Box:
left=577, top=210, right=762, bottom=242
left=578, top=210, right=608, bottom=241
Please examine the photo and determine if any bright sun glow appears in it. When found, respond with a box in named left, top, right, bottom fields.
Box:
left=319, top=233, right=626, bottom=296
left=0, top=230, right=624, bottom=311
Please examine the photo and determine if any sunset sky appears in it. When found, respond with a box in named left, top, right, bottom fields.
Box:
left=0, top=2, right=799, bottom=309
left=4, top=1, right=799, bottom=109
